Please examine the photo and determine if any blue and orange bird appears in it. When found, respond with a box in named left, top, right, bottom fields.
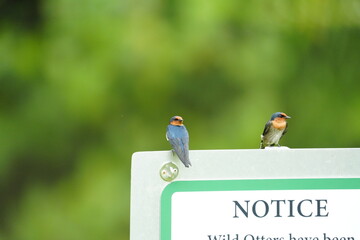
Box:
left=166, top=116, right=191, bottom=168
left=260, top=112, right=291, bottom=149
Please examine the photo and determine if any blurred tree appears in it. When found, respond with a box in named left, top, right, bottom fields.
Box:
left=0, top=0, right=360, bottom=239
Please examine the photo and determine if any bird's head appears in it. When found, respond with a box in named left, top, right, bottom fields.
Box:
left=170, top=116, right=184, bottom=126
left=271, top=112, right=291, bottom=121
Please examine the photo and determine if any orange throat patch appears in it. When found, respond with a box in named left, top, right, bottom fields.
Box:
left=170, top=121, right=183, bottom=126
left=272, top=118, right=287, bottom=130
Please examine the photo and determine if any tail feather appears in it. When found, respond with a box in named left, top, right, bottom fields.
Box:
left=169, top=137, right=191, bottom=167
left=177, top=149, right=191, bottom=167
left=260, top=140, right=265, bottom=149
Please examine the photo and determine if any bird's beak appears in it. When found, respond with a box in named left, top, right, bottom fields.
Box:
left=285, top=116, right=291, bottom=119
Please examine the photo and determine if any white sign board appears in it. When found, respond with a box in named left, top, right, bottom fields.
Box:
left=130, top=149, right=360, bottom=240
left=163, top=179, right=360, bottom=240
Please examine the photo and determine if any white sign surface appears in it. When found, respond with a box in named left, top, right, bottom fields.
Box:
left=161, top=179, right=360, bottom=240
left=173, top=190, right=359, bottom=240
left=130, top=149, right=360, bottom=240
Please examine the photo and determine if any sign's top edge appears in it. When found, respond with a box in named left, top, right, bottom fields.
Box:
left=133, top=147, right=360, bottom=155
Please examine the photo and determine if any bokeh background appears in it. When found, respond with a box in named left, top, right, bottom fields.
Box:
left=1, top=0, right=360, bottom=239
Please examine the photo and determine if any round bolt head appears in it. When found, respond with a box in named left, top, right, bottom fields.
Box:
left=160, top=162, right=179, bottom=182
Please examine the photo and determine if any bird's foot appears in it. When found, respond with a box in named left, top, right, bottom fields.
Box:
left=264, top=146, right=290, bottom=150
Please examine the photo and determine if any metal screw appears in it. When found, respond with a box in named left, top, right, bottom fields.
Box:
left=160, top=162, right=179, bottom=182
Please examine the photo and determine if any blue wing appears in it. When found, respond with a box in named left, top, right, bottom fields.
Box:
left=166, top=125, right=191, bottom=167
left=262, top=120, right=272, bottom=136
left=282, top=122, right=288, bottom=136
left=260, top=120, right=272, bottom=149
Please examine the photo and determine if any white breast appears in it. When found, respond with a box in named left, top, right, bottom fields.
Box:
left=264, top=127, right=284, bottom=145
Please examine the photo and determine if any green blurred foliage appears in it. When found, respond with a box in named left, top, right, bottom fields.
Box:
left=1, top=0, right=360, bottom=239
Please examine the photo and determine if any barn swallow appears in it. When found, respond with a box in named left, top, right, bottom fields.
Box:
left=260, top=112, right=291, bottom=149
left=166, top=116, right=191, bottom=168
